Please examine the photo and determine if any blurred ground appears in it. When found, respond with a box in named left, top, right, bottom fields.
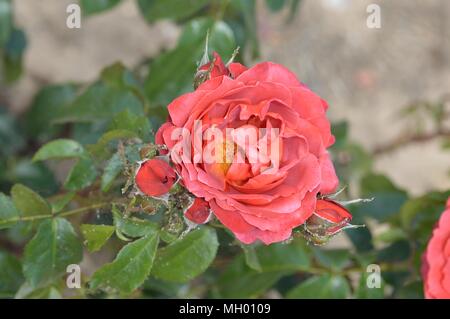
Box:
left=4, top=0, right=450, bottom=195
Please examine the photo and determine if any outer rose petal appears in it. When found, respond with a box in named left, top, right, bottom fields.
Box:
left=209, top=200, right=292, bottom=245
left=228, top=62, right=247, bottom=78
left=319, top=152, right=339, bottom=194
left=236, top=62, right=302, bottom=87
left=155, top=122, right=173, bottom=147
left=167, top=91, right=206, bottom=127
left=422, top=198, right=450, bottom=299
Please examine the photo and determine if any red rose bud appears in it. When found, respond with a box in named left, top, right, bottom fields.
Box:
left=300, top=198, right=358, bottom=245
left=194, top=52, right=225, bottom=89
left=194, top=51, right=248, bottom=89
left=135, top=158, right=176, bottom=197
left=200, top=52, right=228, bottom=78
left=184, top=198, right=211, bottom=225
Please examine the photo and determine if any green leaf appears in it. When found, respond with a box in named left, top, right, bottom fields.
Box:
left=98, top=129, right=137, bottom=147
left=331, top=121, right=348, bottom=149
left=24, top=84, right=77, bottom=140
left=229, top=0, right=259, bottom=58
left=55, top=81, right=144, bottom=123
left=81, top=224, right=115, bottom=252
left=101, top=152, right=123, bottom=192
left=23, top=218, right=83, bottom=287
left=0, top=251, right=24, bottom=297
left=356, top=271, right=384, bottom=299
left=381, top=270, right=410, bottom=291
left=64, top=156, right=98, bottom=191
left=344, top=212, right=372, bottom=253
left=356, top=173, right=408, bottom=222
left=346, top=225, right=374, bottom=252
left=100, top=62, right=142, bottom=92
left=0, top=0, right=12, bottom=46
left=33, top=139, right=97, bottom=191
left=178, top=18, right=235, bottom=55
left=313, top=248, right=351, bottom=271
left=90, top=231, right=159, bottom=294
left=242, top=245, right=262, bottom=272
left=80, top=0, right=121, bottom=15
left=33, top=139, right=86, bottom=161
left=137, top=0, right=209, bottom=23
left=218, top=255, right=284, bottom=298
left=396, top=281, right=424, bottom=299
left=89, top=129, right=138, bottom=157
left=0, top=192, right=20, bottom=229
left=375, top=227, right=408, bottom=244
left=2, top=28, right=27, bottom=83
left=72, top=121, right=108, bottom=145
left=108, top=109, right=152, bottom=141
left=50, top=191, right=75, bottom=213
left=377, top=240, right=411, bottom=263
left=142, top=278, right=185, bottom=298
left=15, top=282, right=62, bottom=299
left=0, top=108, right=25, bottom=156
left=265, top=0, right=286, bottom=11
left=152, top=227, right=218, bottom=282
left=11, top=183, right=51, bottom=217
left=399, top=191, right=450, bottom=245
left=112, top=205, right=159, bottom=239
left=286, top=274, right=351, bottom=299
left=144, top=18, right=235, bottom=106
left=9, top=160, right=59, bottom=197
left=256, top=241, right=310, bottom=272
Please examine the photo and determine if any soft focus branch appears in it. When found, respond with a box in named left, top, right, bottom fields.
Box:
left=0, top=202, right=110, bottom=227
left=373, top=129, right=450, bottom=155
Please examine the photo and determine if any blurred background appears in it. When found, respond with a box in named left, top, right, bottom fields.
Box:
left=2, top=0, right=450, bottom=195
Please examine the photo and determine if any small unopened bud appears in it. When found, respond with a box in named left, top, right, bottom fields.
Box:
left=135, top=158, right=176, bottom=197
left=299, top=198, right=362, bottom=245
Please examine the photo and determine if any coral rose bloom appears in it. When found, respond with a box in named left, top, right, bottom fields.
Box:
left=156, top=58, right=338, bottom=244
left=422, top=198, right=450, bottom=299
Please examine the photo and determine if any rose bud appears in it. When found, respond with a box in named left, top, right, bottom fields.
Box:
left=300, top=198, right=356, bottom=245
left=184, top=198, right=212, bottom=225
left=194, top=51, right=247, bottom=89
left=194, top=52, right=226, bottom=89
left=135, top=158, right=176, bottom=197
